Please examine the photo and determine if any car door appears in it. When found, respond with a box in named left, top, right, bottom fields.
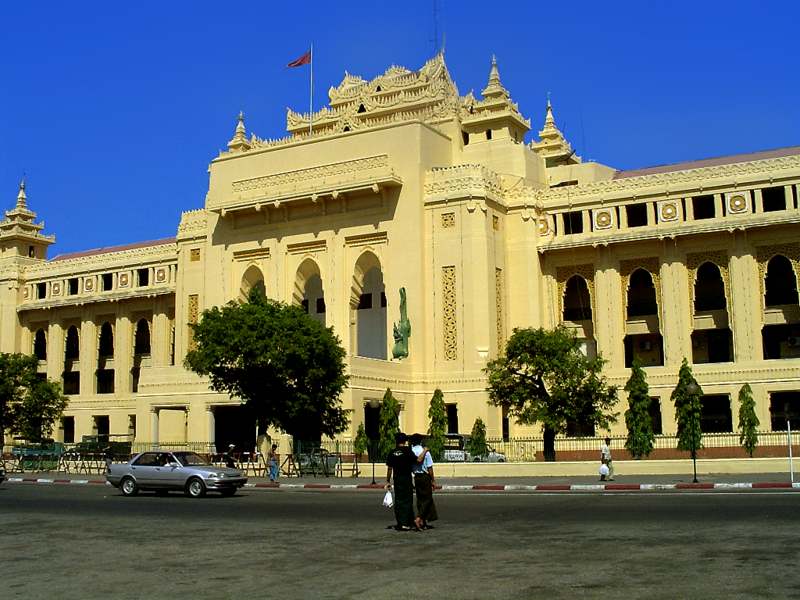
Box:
left=129, top=452, right=160, bottom=487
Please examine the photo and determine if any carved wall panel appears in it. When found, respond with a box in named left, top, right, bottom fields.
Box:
left=539, top=218, right=551, bottom=236
left=725, top=191, right=750, bottom=215
left=592, top=209, right=614, bottom=230
left=155, top=268, right=168, bottom=284
left=118, top=273, right=130, bottom=288
left=658, top=200, right=681, bottom=223
left=51, top=282, right=61, bottom=297
left=686, top=250, right=730, bottom=312
left=442, top=266, right=457, bottom=360
left=187, top=294, right=199, bottom=351
left=495, top=268, right=504, bottom=357
left=556, top=264, right=596, bottom=326
left=441, top=212, right=455, bottom=228
left=620, top=257, right=662, bottom=320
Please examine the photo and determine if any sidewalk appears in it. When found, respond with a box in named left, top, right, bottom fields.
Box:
left=4, top=470, right=799, bottom=492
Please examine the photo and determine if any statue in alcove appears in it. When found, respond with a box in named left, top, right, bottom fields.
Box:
left=392, top=287, right=411, bottom=359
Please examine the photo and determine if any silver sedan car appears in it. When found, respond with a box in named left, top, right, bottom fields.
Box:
left=107, top=450, right=247, bottom=498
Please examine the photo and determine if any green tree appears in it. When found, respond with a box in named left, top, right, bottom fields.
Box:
left=737, top=383, right=759, bottom=458
left=485, top=326, right=618, bottom=461
left=185, top=291, right=350, bottom=443
left=624, top=358, right=655, bottom=459
left=427, top=388, right=447, bottom=460
left=377, top=388, right=400, bottom=459
left=353, top=422, right=369, bottom=460
left=0, top=353, right=68, bottom=442
left=469, top=417, right=488, bottom=459
left=672, top=358, right=703, bottom=457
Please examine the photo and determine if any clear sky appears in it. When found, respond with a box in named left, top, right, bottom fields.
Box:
left=2, top=1, right=798, bottom=257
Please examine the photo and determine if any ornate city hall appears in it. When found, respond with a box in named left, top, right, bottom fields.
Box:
left=3, top=52, right=799, bottom=451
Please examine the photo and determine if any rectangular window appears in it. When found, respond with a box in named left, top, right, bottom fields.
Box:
left=564, top=211, right=584, bottom=235
left=68, top=278, right=79, bottom=295
left=316, top=298, right=326, bottom=314
left=762, top=186, right=787, bottom=212
left=301, top=299, right=310, bottom=313
left=648, top=398, right=663, bottom=435
left=357, top=293, right=372, bottom=310
left=63, top=372, right=80, bottom=395
left=97, top=369, right=115, bottom=394
left=700, top=395, right=733, bottom=433
left=62, top=416, right=75, bottom=444
left=131, top=367, right=140, bottom=393
left=36, top=282, right=47, bottom=299
left=446, top=404, right=459, bottom=434
left=692, top=195, right=715, bottom=220
left=626, top=204, right=648, bottom=228
left=94, top=415, right=110, bottom=443
left=137, top=268, right=149, bottom=287
left=101, top=273, right=113, bottom=291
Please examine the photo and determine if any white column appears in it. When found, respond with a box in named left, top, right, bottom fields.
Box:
left=151, top=409, right=160, bottom=449
left=207, top=407, right=216, bottom=453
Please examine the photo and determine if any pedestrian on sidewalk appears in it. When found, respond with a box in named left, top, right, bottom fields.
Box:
left=103, top=446, right=114, bottom=474
left=410, top=433, right=438, bottom=530
left=600, top=437, right=614, bottom=481
left=385, top=432, right=419, bottom=531
left=268, top=444, right=279, bottom=482
left=226, top=444, right=236, bottom=469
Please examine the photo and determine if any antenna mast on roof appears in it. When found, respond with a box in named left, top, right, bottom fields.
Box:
left=433, top=0, right=445, bottom=53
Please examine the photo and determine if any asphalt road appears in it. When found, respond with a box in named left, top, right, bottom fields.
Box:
left=1, top=484, right=799, bottom=600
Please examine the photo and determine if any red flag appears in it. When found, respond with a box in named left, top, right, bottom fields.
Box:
left=287, top=50, right=311, bottom=68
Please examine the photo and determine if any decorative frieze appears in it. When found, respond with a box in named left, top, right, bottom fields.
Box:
left=442, top=266, right=457, bottom=361
left=345, top=232, right=388, bottom=247
left=495, top=268, right=504, bottom=357
left=287, top=240, right=327, bottom=255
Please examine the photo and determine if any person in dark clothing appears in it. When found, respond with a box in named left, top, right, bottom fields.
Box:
left=385, top=432, right=422, bottom=531
left=226, top=444, right=236, bottom=469
left=410, top=433, right=438, bottom=529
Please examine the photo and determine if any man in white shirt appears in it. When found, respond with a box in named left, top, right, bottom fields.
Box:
left=600, top=437, right=614, bottom=481
left=410, top=433, right=438, bottom=529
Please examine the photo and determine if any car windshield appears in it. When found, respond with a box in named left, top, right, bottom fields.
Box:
left=172, top=452, right=211, bottom=467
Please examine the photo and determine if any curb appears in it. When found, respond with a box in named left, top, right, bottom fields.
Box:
left=5, top=477, right=800, bottom=492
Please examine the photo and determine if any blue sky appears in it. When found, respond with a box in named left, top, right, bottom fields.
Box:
left=2, top=1, right=798, bottom=257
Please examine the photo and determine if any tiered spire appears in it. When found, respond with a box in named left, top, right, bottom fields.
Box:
left=531, top=97, right=581, bottom=165
left=481, top=55, right=508, bottom=101
left=227, top=111, right=251, bottom=153
left=0, top=178, right=55, bottom=258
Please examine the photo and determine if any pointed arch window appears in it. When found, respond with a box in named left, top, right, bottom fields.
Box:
left=33, top=328, right=47, bottom=360
left=98, top=322, right=114, bottom=358
left=563, top=276, right=592, bottom=322
left=694, top=262, right=726, bottom=312
left=627, top=269, right=658, bottom=318
left=65, top=326, right=80, bottom=360
left=765, top=255, right=799, bottom=306
left=134, top=319, right=151, bottom=355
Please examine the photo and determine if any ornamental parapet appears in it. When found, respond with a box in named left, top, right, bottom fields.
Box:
left=177, top=209, right=208, bottom=241
left=424, top=164, right=509, bottom=207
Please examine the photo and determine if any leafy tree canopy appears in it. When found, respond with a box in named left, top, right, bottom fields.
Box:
left=378, top=388, right=400, bottom=459
left=469, top=417, right=488, bottom=458
left=0, top=353, right=68, bottom=442
left=624, top=358, right=655, bottom=459
left=485, top=327, right=618, bottom=454
left=185, top=291, right=350, bottom=442
left=671, top=358, right=703, bottom=456
left=737, top=383, right=759, bottom=458
left=426, top=388, right=447, bottom=460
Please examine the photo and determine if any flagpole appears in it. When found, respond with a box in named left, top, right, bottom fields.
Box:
left=309, top=43, right=313, bottom=137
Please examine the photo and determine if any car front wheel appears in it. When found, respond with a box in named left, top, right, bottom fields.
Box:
left=120, top=477, right=139, bottom=497
left=186, top=477, right=206, bottom=498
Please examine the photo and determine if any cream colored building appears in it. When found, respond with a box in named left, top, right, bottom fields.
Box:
left=3, top=52, right=800, bottom=450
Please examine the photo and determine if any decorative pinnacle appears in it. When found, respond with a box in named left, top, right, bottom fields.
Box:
left=16, top=176, right=27, bottom=209
left=488, top=54, right=501, bottom=87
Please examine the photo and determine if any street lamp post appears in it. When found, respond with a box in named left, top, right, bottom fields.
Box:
left=368, top=398, right=381, bottom=485
left=686, top=383, right=700, bottom=484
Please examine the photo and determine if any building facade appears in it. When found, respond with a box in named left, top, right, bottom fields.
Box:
left=3, top=52, right=800, bottom=450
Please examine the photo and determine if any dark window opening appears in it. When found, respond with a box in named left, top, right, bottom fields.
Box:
left=301, top=299, right=310, bottom=313
left=36, top=282, right=46, bottom=299
left=131, top=367, right=140, bottom=393
left=101, top=273, right=113, bottom=291
left=462, top=131, right=469, bottom=146
left=762, top=186, right=787, bottom=212
left=566, top=419, right=595, bottom=437
left=63, top=372, right=80, bottom=395
left=627, top=269, right=658, bottom=318
left=94, top=415, right=110, bottom=443
left=380, top=291, right=387, bottom=308
left=624, top=334, right=664, bottom=368
left=68, top=278, right=79, bottom=295
left=98, top=322, right=114, bottom=358
left=97, top=369, right=115, bottom=394
left=765, top=255, right=799, bottom=306
left=62, top=416, right=75, bottom=444
left=376, top=86, right=381, bottom=92
left=692, top=195, right=715, bottom=220
left=364, top=402, right=380, bottom=441
left=134, top=319, right=151, bottom=355
left=446, top=404, right=459, bottom=434
left=316, top=298, right=326, bottom=314
left=33, top=328, right=47, bottom=360
left=691, top=329, right=733, bottom=363
left=626, top=204, right=648, bottom=228
left=357, top=293, right=372, bottom=310
left=564, top=211, right=584, bottom=235
left=648, top=398, right=663, bottom=435
left=762, top=324, right=800, bottom=360
left=770, top=392, right=800, bottom=431
left=28, top=245, right=35, bottom=258
left=700, top=395, right=733, bottom=433
left=343, top=126, right=350, bottom=132
left=694, top=262, right=727, bottom=312
left=137, top=268, right=149, bottom=287
left=65, top=326, right=80, bottom=360
left=357, top=104, right=366, bottom=113
left=486, top=129, right=492, bottom=140
left=563, top=275, right=592, bottom=322
left=502, top=403, right=510, bottom=442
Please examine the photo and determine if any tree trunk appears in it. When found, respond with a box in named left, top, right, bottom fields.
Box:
left=543, top=426, right=556, bottom=462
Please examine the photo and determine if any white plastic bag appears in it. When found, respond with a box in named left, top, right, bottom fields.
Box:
left=383, top=489, right=394, bottom=508
left=599, top=464, right=610, bottom=477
